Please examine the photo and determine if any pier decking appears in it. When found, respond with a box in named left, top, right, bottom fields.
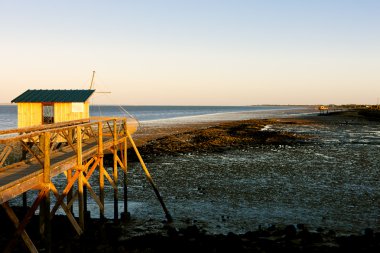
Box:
left=0, top=117, right=170, bottom=253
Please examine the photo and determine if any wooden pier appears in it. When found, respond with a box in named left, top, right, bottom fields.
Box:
left=0, top=117, right=171, bottom=253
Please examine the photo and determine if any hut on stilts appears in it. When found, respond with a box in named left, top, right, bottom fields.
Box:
left=0, top=85, right=171, bottom=252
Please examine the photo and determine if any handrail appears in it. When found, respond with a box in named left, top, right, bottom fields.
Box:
left=0, top=117, right=129, bottom=144
left=0, top=119, right=90, bottom=135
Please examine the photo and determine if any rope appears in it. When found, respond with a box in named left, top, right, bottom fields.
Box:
left=118, top=105, right=141, bottom=128
left=88, top=72, right=140, bottom=128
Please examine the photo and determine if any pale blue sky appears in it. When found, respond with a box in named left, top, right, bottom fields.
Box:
left=0, top=0, right=379, bottom=105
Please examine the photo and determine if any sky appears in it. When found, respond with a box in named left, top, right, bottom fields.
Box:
left=0, top=0, right=379, bottom=106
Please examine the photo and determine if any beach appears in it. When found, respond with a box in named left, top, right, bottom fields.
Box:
left=1, top=108, right=380, bottom=252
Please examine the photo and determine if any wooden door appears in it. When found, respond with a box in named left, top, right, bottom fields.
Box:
left=42, top=104, right=54, bottom=124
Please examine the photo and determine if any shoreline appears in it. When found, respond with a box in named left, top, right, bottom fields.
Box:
left=1, top=109, right=380, bottom=252
left=130, top=107, right=318, bottom=148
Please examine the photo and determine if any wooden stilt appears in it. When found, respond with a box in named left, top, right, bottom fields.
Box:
left=122, top=120, right=128, bottom=220
left=49, top=183, right=83, bottom=235
left=40, top=132, right=52, bottom=252
left=1, top=202, right=38, bottom=253
left=50, top=170, right=80, bottom=217
left=67, top=169, right=73, bottom=213
left=83, top=182, right=88, bottom=219
left=77, top=126, right=85, bottom=230
left=126, top=131, right=173, bottom=222
left=22, top=193, right=27, bottom=210
left=21, top=147, right=28, bottom=210
left=113, top=119, right=118, bottom=221
left=66, top=129, right=75, bottom=213
left=5, top=187, right=49, bottom=253
left=98, top=122, right=105, bottom=220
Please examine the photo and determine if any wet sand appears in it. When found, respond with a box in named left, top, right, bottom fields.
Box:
left=1, top=109, right=380, bottom=252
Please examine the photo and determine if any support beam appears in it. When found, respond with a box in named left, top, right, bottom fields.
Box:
left=5, top=187, right=49, bottom=253
left=122, top=119, right=128, bottom=220
left=51, top=170, right=80, bottom=216
left=77, top=126, right=85, bottom=230
left=40, top=132, right=51, bottom=253
left=67, top=169, right=73, bottom=213
left=113, top=119, right=119, bottom=222
left=126, top=130, right=173, bottom=222
left=50, top=184, right=83, bottom=235
left=1, top=202, right=38, bottom=253
left=98, top=121, right=105, bottom=220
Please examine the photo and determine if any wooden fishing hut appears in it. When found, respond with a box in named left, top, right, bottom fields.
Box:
left=1, top=89, right=171, bottom=252
left=11, top=89, right=95, bottom=128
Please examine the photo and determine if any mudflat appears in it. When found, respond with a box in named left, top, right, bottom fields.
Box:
left=1, top=110, right=380, bottom=252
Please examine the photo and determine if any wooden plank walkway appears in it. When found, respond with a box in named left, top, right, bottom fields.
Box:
left=0, top=136, right=119, bottom=204
left=0, top=117, right=137, bottom=204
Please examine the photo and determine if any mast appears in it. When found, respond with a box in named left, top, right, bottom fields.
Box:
left=90, top=71, right=96, bottom=90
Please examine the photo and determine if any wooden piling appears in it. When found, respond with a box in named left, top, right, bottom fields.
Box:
left=123, top=120, right=128, bottom=219
left=126, top=130, right=173, bottom=222
left=98, top=121, right=105, bottom=219
left=77, top=126, right=85, bottom=230
left=21, top=148, right=28, bottom=210
left=113, top=119, right=118, bottom=221
left=66, top=129, right=74, bottom=213
left=67, top=169, right=73, bottom=213
left=41, top=132, right=51, bottom=252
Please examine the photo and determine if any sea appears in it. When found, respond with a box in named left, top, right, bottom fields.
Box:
left=0, top=105, right=308, bottom=130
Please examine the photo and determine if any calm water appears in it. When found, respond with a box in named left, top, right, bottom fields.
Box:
left=0, top=105, right=298, bottom=130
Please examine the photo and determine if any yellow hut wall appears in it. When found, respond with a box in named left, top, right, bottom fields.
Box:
left=54, top=102, right=90, bottom=123
left=17, top=103, right=42, bottom=128
left=17, top=102, right=90, bottom=128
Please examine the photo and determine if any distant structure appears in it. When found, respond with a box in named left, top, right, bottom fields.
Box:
left=318, top=105, right=329, bottom=115
left=11, top=89, right=95, bottom=128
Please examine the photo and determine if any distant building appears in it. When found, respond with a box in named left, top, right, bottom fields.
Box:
left=11, top=89, right=95, bottom=128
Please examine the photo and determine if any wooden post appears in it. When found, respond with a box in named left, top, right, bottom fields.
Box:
left=67, top=129, right=73, bottom=213
left=98, top=121, right=105, bottom=220
left=22, top=193, right=27, bottom=210
left=2, top=202, right=38, bottom=253
left=126, top=130, right=173, bottom=222
left=40, top=132, right=51, bottom=252
left=113, top=119, right=118, bottom=221
left=122, top=119, right=128, bottom=220
left=77, top=126, right=85, bottom=230
left=67, top=169, right=73, bottom=213
left=21, top=147, right=28, bottom=210
left=84, top=181, right=88, bottom=219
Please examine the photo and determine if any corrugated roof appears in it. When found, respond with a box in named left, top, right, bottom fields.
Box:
left=11, top=89, right=95, bottom=103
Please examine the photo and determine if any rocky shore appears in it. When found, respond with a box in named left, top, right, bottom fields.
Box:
left=1, top=109, right=380, bottom=252
left=135, top=118, right=312, bottom=158
left=1, top=211, right=379, bottom=252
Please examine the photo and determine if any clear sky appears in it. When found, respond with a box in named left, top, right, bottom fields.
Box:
left=0, top=0, right=379, bottom=105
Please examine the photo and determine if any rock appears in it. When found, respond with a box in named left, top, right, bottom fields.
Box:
left=364, top=228, right=374, bottom=238
left=284, top=225, right=297, bottom=239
